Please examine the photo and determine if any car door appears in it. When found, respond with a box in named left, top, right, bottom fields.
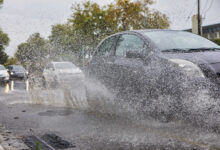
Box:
left=112, top=33, right=147, bottom=100
left=87, top=35, right=118, bottom=87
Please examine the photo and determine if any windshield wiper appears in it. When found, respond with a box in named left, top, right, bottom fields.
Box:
left=162, top=48, right=220, bottom=53
left=187, top=48, right=220, bottom=52
left=161, top=49, right=187, bottom=53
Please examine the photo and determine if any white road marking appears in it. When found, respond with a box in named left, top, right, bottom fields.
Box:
left=0, top=145, right=4, bottom=150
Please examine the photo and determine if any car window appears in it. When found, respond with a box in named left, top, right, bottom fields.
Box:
left=144, top=31, right=220, bottom=51
left=55, top=62, right=76, bottom=70
left=12, top=66, right=26, bottom=71
left=115, top=34, right=145, bottom=57
left=45, top=64, right=54, bottom=70
left=0, top=65, right=6, bottom=70
left=96, top=36, right=117, bottom=56
left=7, top=66, right=12, bottom=70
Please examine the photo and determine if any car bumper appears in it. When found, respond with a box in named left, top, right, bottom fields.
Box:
left=0, top=76, right=9, bottom=82
left=186, top=76, right=220, bottom=97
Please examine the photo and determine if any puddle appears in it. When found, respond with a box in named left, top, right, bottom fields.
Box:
left=38, top=109, right=74, bottom=117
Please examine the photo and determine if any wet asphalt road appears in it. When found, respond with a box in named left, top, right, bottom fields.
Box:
left=1, top=80, right=220, bottom=149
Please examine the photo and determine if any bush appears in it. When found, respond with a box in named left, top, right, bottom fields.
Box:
left=213, top=39, right=220, bottom=46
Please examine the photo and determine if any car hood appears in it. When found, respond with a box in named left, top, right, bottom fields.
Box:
left=161, top=51, right=220, bottom=65
left=13, top=70, right=25, bottom=73
left=0, top=70, right=7, bottom=75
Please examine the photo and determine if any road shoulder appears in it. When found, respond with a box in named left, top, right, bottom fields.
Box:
left=0, top=124, right=28, bottom=150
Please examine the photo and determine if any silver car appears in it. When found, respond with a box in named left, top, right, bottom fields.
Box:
left=0, top=65, right=9, bottom=83
left=43, top=61, right=84, bottom=87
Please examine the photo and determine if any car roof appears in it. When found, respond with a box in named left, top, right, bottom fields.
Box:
left=52, top=61, right=72, bottom=64
left=9, top=65, right=23, bottom=67
left=112, top=29, right=185, bottom=36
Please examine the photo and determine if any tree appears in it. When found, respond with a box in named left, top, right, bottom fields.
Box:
left=213, top=39, right=220, bottom=46
left=0, top=29, right=9, bottom=64
left=19, top=0, right=170, bottom=68
left=66, top=0, right=169, bottom=56
left=49, top=24, right=96, bottom=65
left=0, top=0, right=3, bottom=8
left=49, top=24, right=81, bottom=63
left=107, top=0, right=169, bottom=30
left=15, top=33, right=48, bottom=74
left=4, top=57, right=17, bottom=66
left=68, top=1, right=117, bottom=51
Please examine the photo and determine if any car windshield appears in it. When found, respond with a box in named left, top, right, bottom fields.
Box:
left=12, top=66, right=26, bottom=71
left=144, top=31, right=220, bottom=51
left=54, top=62, right=76, bottom=70
left=0, top=65, right=6, bottom=70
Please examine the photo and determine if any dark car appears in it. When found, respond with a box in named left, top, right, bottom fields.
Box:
left=7, top=65, right=28, bottom=79
left=86, top=30, right=220, bottom=121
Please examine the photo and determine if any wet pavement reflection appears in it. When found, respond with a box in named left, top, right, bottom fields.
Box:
left=0, top=79, right=29, bottom=94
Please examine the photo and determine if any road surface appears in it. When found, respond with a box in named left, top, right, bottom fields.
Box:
left=0, top=80, right=220, bottom=150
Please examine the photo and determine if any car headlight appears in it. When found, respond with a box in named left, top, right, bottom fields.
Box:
left=10, top=72, right=14, bottom=75
left=169, top=59, right=205, bottom=78
left=26, top=71, right=29, bottom=74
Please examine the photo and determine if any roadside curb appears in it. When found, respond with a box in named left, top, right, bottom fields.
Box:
left=0, top=124, right=28, bottom=150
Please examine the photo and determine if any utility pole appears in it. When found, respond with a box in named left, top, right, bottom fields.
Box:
left=198, top=0, right=201, bottom=35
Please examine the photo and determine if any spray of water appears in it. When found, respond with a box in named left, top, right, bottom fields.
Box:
left=19, top=37, right=220, bottom=135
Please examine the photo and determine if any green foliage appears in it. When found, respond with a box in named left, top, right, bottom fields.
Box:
left=0, top=29, right=9, bottom=64
left=0, top=50, right=8, bottom=64
left=16, top=0, right=170, bottom=67
left=15, top=33, right=48, bottom=73
left=35, top=142, right=41, bottom=150
left=69, top=0, right=169, bottom=31
left=213, top=39, right=220, bottom=46
left=49, top=0, right=170, bottom=64
left=0, top=0, right=3, bottom=8
left=4, top=57, right=17, bottom=66
left=49, top=24, right=80, bottom=62
left=0, top=29, right=9, bottom=46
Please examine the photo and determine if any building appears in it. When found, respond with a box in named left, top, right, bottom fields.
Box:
left=185, top=22, right=220, bottom=40
left=202, top=23, right=220, bottom=40
left=185, top=14, right=220, bottom=40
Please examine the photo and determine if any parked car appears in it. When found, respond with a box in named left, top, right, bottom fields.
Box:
left=86, top=30, right=220, bottom=121
left=0, top=65, right=9, bottom=83
left=43, top=61, right=84, bottom=87
left=7, top=65, right=28, bottom=79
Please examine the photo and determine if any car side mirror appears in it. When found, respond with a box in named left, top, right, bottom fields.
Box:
left=126, top=51, right=142, bottom=58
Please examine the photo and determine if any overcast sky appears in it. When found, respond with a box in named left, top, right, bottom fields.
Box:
left=0, top=0, right=220, bottom=56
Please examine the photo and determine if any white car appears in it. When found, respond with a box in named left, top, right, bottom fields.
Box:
left=43, top=62, right=84, bottom=87
left=0, top=65, right=9, bottom=83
